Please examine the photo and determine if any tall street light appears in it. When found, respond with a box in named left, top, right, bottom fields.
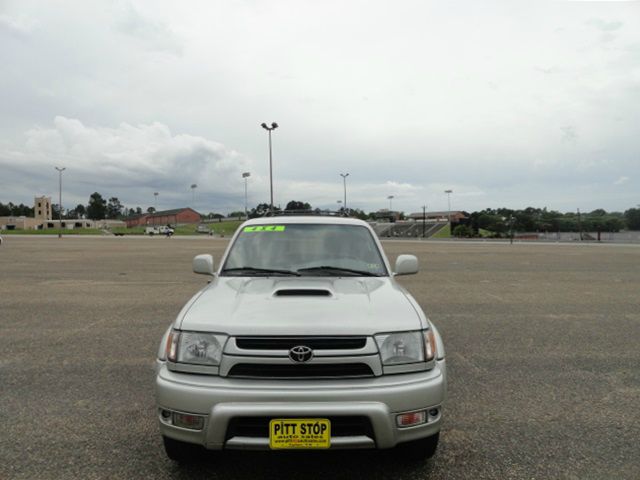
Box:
left=444, top=189, right=453, bottom=225
left=154, top=192, right=159, bottom=211
left=387, top=195, right=394, bottom=211
left=261, top=122, right=279, bottom=212
left=55, top=167, right=66, bottom=238
left=190, top=184, right=197, bottom=206
left=339, top=173, right=349, bottom=212
left=422, top=204, right=427, bottom=238
left=242, top=172, right=251, bottom=218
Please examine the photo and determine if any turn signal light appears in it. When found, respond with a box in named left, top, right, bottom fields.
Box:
left=396, top=410, right=426, bottom=427
left=172, top=412, right=205, bottom=430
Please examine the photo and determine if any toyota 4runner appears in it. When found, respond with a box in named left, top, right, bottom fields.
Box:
left=155, top=216, right=446, bottom=461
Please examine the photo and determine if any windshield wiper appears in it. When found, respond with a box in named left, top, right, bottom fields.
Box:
left=297, top=266, right=381, bottom=277
left=221, top=267, right=301, bottom=276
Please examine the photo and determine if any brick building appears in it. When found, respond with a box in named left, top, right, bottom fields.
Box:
left=125, top=208, right=201, bottom=228
left=408, top=211, right=467, bottom=222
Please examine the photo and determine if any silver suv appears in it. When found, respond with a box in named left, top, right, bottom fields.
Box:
left=155, top=216, right=446, bottom=461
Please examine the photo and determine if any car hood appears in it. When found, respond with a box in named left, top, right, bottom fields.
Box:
left=177, top=276, right=424, bottom=336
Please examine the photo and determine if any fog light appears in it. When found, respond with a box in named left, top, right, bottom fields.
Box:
left=396, top=410, right=426, bottom=428
left=160, top=409, right=172, bottom=420
left=173, top=412, right=205, bottom=430
left=429, top=408, right=439, bottom=417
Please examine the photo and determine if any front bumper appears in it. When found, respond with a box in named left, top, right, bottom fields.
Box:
left=155, top=359, right=446, bottom=450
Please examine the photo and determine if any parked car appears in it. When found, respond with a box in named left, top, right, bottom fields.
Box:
left=196, top=224, right=210, bottom=234
left=145, top=225, right=174, bottom=236
left=155, top=216, right=446, bottom=462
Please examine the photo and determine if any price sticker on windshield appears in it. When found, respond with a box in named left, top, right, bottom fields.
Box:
left=244, top=225, right=286, bottom=232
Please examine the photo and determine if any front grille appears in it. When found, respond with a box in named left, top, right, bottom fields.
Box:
left=235, top=336, right=367, bottom=350
left=225, top=416, right=374, bottom=440
left=227, top=363, right=374, bottom=379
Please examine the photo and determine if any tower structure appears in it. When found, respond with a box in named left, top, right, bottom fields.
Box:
left=34, top=196, right=52, bottom=221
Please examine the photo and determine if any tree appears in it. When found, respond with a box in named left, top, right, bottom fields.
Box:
left=228, top=211, right=245, bottom=219
left=74, top=204, right=86, bottom=218
left=249, top=203, right=281, bottom=219
left=604, top=217, right=624, bottom=232
left=106, top=197, right=124, bottom=219
left=147, top=207, right=156, bottom=214
left=135, top=206, right=143, bottom=215
left=624, top=208, right=640, bottom=230
left=285, top=201, right=311, bottom=211
left=0, top=202, right=34, bottom=217
left=453, top=225, right=474, bottom=238
left=350, top=209, right=368, bottom=220
left=87, top=192, right=107, bottom=220
left=51, top=203, right=61, bottom=219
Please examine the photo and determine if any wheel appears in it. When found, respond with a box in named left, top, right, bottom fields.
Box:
left=399, top=432, right=439, bottom=460
left=162, top=436, right=204, bottom=463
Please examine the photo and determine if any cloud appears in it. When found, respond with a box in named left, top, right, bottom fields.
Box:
left=1, top=2, right=640, bottom=214
left=534, top=65, right=562, bottom=75
left=560, top=126, right=578, bottom=143
left=614, top=176, right=629, bottom=185
left=113, top=1, right=183, bottom=55
left=586, top=18, right=624, bottom=43
left=0, top=117, right=253, bottom=211
left=586, top=19, right=624, bottom=32
left=0, top=14, right=36, bottom=36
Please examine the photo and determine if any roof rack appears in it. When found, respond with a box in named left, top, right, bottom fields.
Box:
left=263, top=209, right=350, bottom=218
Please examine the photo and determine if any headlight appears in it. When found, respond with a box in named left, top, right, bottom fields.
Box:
left=166, top=330, right=227, bottom=366
left=375, top=331, right=425, bottom=365
left=375, top=330, right=437, bottom=365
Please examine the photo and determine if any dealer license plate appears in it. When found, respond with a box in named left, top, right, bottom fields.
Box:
left=269, top=418, right=331, bottom=449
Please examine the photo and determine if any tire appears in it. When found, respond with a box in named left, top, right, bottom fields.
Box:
left=399, top=432, right=439, bottom=461
left=163, top=436, right=204, bottom=463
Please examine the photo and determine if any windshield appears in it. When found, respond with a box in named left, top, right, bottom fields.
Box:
left=221, top=224, right=388, bottom=276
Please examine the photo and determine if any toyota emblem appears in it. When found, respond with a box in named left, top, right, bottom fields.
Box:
left=289, top=345, right=313, bottom=363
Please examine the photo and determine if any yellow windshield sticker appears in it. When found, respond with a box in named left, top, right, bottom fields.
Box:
left=244, top=225, right=286, bottom=232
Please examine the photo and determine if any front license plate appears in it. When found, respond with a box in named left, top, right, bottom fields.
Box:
left=269, top=418, right=331, bottom=449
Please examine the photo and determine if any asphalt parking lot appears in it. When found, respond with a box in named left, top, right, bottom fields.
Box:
left=1, top=236, right=639, bottom=479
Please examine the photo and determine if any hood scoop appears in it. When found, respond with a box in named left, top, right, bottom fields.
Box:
left=274, top=288, right=332, bottom=297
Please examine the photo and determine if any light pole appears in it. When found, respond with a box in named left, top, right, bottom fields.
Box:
left=577, top=208, right=582, bottom=241
left=387, top=195, right=394, bottom=211
left=337, top=199, right=342, bottom=212
left=509, top=215, right=515, bottom=244
left=55, top=167, right=66, bottom=238
left=261, top=122, right=279, bottom=213
left=340, top=173, right=349, bottom=212
left=190, top=184, right=197, bottom=206
left=242, top=172, right=251, bottom=218
left=422, top=205, right=427, bottom=238
left=154, top=192, right=159, bottom=211
left=444, top=189, right=453, bottom=225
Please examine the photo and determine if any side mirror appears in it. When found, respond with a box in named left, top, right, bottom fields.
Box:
left=394, top=254, right=419, bottom=276
left=193, top=254, right=215, bottom=276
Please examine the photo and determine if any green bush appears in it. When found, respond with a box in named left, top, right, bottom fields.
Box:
left=452, top=225, right=475, bottom=238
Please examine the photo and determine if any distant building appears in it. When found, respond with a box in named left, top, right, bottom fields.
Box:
left=34, top=196, right=52, bottom=221
left=408, top=211, right=467, bottom=222
left=124, top=208, right=201, bottom=228
left=0, top=195, right=51, bottom=230
left=373, top=210, right=401, bottom=222
left=0, top=195, right=125, bottom=231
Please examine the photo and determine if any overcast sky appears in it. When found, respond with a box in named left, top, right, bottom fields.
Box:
left=1, top=0, right=639, bottom=215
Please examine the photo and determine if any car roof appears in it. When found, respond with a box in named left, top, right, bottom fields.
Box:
left=242, top=216, right=370, bottom=227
